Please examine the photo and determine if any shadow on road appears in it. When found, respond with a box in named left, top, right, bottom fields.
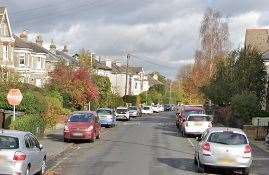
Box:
left=102, top=139, right=193, bottom=155
left=46, top=133, right=64, bottom=142
left=157, top=157, right=197, bottom=173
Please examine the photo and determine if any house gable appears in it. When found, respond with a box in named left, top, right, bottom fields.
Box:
left=0, top=7, right=13, bottom=38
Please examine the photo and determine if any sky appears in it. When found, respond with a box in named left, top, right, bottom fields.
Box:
left=1, top=0, right=269, bottom=79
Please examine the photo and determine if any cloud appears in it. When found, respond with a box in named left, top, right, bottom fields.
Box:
left=2, top=0, right=269, bottom=79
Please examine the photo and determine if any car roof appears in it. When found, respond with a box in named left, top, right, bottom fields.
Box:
left=207, top=127, right=246, bottom=135
left=184, top=106, right=204, bottom=110
left=188, top=114, right=208, bottom=117
left=97, top=108, right=112, bottom=111
left=117, top=106, right=128, bottom=109
left=72, top=111, right=97, bottom=115
left=0, top=129, right=29, bottom=138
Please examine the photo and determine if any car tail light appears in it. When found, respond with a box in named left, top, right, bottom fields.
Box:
left=85, top=125, right=94, bottom=132
left=13, top=152, right=26, bottom=161
left=244, top=145, right=252, bottom=154
left=202, top=143, right=212, bottom=155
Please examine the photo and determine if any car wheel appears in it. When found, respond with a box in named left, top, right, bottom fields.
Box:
left=37, top=158, right=46, bottom=175
left=91, top=133, right=96, bottom=142
left=64, top=138, right=69, bottom=143
left=96, top=130, right=101, bottom=139
left=197, top=160, right=205, bottom=173
left=194, top=155, right=198, bottom=165
left=26, top=165, right=30, bottom=175
left=176, top=123, right=179, bottom=129
left=242, top=167, right=250, bottom=175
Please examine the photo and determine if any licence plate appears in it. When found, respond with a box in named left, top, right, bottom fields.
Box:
left=73, top=133, right=83, bottom=137
left=220, top=158, right=235, bottom=165
left=195, top=123, right=202, bottom=126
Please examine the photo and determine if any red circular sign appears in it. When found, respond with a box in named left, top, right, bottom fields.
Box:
left=7, top=89, right=23, bottom=106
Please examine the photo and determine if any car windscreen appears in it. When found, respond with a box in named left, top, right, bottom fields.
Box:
left=0, top=135, right=19, bottom=149
left=188, top=115, right=208, bottom=121
left=116, top=109, right=127, bottom=114
left=208, top=132, right=248, bottom=145
left=143, top=107, right=150, bottom=110
left=69, top=113, right=93, bottom=122
left=97, top=109, right=112, bottom=115
left=129, top=107, right=137, bottom=110
left=185, top=109, right=204, bottom=116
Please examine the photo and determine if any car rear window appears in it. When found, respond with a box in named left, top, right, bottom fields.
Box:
left=143, top=107, right=150, bottom=110
left=0, top=135, right=19, bottom=149
left=116, top=109, right=127, bottom=113
left=129, top=107, right=137, bottom=110
left=69, top=113, right=93, bottom=122
left=188, top=115, right=208, bottom=121
left=208, top=131, right=248, bottom=145
left=185, top=109, right=205, bottom=116
left=97, top=109, right=112, bottom=115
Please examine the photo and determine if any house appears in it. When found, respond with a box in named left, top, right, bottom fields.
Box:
left=13, top=30, right=73, bottom=87
left=245, top=29, right=269, bottom=53
left=94, top=59, right=150, bottom=96
left=0, top=7, right=15, bottom=69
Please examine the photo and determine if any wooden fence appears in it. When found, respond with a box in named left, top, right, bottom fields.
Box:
left=243, top=125, right=269, bottom=141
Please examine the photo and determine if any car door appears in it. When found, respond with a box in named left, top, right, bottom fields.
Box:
left=24, top=135, right=38, bottom=174
left=95, top=115, right=101, bottom=133
left=29, top=134, right=44, bottom=172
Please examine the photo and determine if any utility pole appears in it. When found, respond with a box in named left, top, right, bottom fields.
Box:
left=124, top=53, right=130, bottom=96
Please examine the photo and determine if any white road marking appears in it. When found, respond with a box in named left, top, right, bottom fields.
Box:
left=187, top=138, right=195, bottom=148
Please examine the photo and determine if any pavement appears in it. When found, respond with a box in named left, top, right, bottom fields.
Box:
left=42, top=112, right=269, bottom=175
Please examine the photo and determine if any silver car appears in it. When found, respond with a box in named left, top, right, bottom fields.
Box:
left=0, top=130, right=46, bottom=175
left=194, top=127, right=252, bottom=175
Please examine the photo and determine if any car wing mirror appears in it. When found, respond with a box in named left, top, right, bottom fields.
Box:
left=39, top=144, right=43, bottom=150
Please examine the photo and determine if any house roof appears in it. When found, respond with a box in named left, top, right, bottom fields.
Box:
left=245, top=28, right=269, bottom=53
left=0, top=7, right=5, bottom=14
left=95, top=61, right=112, bottom=70
left=148, top=75, right=163, bottom=86
left=55, top=50, right=75, bottom=63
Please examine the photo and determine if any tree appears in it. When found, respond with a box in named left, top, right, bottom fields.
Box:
left=149, top=84, right=165, bottom=95
left=48, top=63, right=99, bottom=110
left=149, top=72, right=167, bottom=84
left=77, top=49, right=95, bottom=70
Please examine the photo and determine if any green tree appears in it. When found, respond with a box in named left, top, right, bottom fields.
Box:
left=149, top=84, right=165, bottom=95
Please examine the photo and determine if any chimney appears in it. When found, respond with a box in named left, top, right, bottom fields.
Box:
left=115, top=61, right=122, bottom=67
left=105, top=59, right=112, bottom=68
left=20, top=30, right=28, bottom=42
left=153, top=74, right=158, bottom=80
left=62, top=45, right=68, bottom=53
left=35, top=34, right=43, bottom=46
left=50, top=39, right=57, bottom=54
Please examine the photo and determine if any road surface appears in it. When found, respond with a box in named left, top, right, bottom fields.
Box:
left=48, top=112, right=269, bottom=175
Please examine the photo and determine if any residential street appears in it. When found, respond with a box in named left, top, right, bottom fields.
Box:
left=46, top=112, right=269, bottom=175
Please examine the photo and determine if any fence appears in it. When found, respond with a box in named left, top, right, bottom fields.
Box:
left=243, top=125, right=269, bottom=141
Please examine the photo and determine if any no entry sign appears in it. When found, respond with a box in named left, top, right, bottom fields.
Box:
left=7, top=89, right=23, bottom=106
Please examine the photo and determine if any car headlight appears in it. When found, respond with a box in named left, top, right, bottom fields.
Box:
left=85, top=125, right=94, bottom=132
left=64, top=125, right=69, bottom=132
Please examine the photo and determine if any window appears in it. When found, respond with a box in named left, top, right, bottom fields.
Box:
left=0, top=136, right=19, bottom=149
left=36, top=57, right=42, bottom=69
left=19, top=54, right=25, bottom=66
left=68, top=113, right=94, bottom=122
left=208, top=132, right=248, bottom=145
left=3, top=45, right=8, bottom=61
left=97, top=109, right=112, bottom=115
left=29, top=134, right=40, bottom=148
left=135, top=82, right=138, bottom=89
left=24, top=135, right=35, bottom=149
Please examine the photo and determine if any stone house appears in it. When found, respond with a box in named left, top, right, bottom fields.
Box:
left=0, top=7, right=14, bottom=69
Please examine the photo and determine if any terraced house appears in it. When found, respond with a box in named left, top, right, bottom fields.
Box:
left=0, top=7, right=14, bottom=69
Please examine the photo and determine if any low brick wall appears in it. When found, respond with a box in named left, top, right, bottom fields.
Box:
left=243, top=125, right=269, bottom=141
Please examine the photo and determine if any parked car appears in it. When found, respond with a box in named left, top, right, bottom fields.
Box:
left=265, top=133, right=269, bottom=145
left=194, top=127, right=252, bottom=174
left=159, top=105, right=164, bottom=112
left=181, top=114, right=212, bottom=137
left=0, top=130, right=46, bottom=175
left=115, top=107, right=130, bottom=121
left=141, top=106, right=153, bottom=115
left=152, top=105, right=160, bottom=113
left=164, top=104, right=172, bottom=111
left=128, top=106, right=141, bottom=117
left=176, top=105, right=205, bottom=129
left=64, top=111, right=101, bottom=142
left=97, top=108, right=116, bottom=127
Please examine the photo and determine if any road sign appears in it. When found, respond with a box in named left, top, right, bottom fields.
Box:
left=7, top=89, right=23, bottom=106
left=7, top=89, right=23, bottom=121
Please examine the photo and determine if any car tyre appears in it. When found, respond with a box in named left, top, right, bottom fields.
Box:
left=37, top=158, right=46, bottom=175
left=197, top=160, right=205, bottom=173
left=242, top=167, right=250, bottom=175
left=26, top=165, right=31, bottom=175
left=194, top=155, right=198, bottom=165
left=91, top=133, right=96, bottom=142
left=96, top=130, right=101, bottom=139
left=64, top=138, right=69, bottom=143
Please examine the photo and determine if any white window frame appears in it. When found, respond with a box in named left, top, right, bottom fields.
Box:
left=36, top=57, right=42, bottom=69
left=3, top=44, right=8, bottom=62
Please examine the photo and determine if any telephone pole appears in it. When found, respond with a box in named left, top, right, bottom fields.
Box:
left=125, top=53, right=130, bottom=96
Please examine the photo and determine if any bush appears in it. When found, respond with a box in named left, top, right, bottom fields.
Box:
left=257, top=110, right=269, bottom=118
left=231, top=93, right=259, bottom=124
left=10, top=114, right=45, bottom=136
left=18, top=91, right=48, bottom=115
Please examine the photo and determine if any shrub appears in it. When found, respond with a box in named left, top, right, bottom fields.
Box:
left=10, top=114, right=45, bottom=136
left=231, top=93, right=259, bottom=124
left=18, top=91, right=48, bottom=115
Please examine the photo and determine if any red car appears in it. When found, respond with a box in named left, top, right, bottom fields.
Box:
left=176, top=106, right=205, bottom=129
left=64, top=111, right=101, bottom=142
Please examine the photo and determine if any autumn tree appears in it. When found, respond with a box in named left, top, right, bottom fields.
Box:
left=48, top=63, right=99, bottom=109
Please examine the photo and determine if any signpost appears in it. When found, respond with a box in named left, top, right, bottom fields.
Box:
left=7, top=89, right=23, bottom=121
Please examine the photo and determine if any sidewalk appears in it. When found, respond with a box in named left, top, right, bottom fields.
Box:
left=40, top=123, right=74, bottom=160
left=251, top=140, right=269, bottom=154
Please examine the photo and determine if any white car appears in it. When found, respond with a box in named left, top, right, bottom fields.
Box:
left=115, top=107, right=130, bottom=121
left=181, top=114, right=212, bottom=137
left=195, top=127, right=252, bottom=174
left=0, top=130, right=46, bottom=175
left=152, top=105, right=160, bottom=113
left=141, top=106, right=153, bottom=115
